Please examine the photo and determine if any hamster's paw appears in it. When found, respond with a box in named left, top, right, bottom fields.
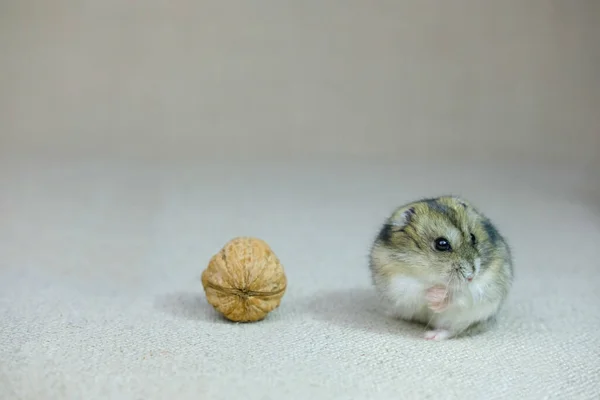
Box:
left=424, top=329, right=451, bottom=341
left=425, top=285, right=449, bottom=313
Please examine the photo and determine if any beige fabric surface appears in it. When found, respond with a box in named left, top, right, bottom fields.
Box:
left=1, top=158, right=598, bottom=399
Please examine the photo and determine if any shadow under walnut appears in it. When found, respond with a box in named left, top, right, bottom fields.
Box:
left=154, top=291, right=232, bottom=323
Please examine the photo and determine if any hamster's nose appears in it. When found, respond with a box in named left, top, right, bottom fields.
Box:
left=464, top=270, right=475, bottom=282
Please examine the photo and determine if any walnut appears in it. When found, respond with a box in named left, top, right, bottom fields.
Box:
left=201, top=237, right=287, bottom=322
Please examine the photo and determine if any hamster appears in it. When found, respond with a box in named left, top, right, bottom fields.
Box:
left=369, top=195, right=513, bottom=340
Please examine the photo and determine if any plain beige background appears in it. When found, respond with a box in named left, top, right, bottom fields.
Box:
left=1, top=0, right=598, bottom=168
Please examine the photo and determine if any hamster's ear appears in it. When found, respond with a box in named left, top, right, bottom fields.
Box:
left=449, top=195, right=469, bottom=208
left=389, top=206, right=416, bottom=229
left=378, top=206, right=415, bottom=244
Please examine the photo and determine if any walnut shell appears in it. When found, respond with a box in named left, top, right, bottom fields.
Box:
left=201, top=237, right=287, bottom=322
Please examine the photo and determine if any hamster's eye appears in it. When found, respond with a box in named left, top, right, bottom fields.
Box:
left=434, top=237, right=452, bottom=252
left=470, top=233, right=477, bottom=245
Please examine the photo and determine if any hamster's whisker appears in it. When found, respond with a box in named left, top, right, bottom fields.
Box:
left=455, top=266, right=467, bottom=281
left=424, top=307, right=437, bottom=331
left=444, top=273, right=453, bottom=298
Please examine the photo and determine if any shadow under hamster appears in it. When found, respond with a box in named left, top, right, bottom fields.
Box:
left=304, top=287, right=528, bottom=340
left=304, top=287, right=427, bottom=339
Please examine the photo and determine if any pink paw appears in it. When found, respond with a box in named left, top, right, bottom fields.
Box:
left=425, top=285, right=449, bottom=313
left=424, top=329, right=451, bottom=341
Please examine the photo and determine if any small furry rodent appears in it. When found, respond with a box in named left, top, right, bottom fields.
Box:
left=369, top=196, right=513, bottom=340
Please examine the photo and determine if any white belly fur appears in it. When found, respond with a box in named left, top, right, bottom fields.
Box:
left=380, top=274, right=501, bottom=334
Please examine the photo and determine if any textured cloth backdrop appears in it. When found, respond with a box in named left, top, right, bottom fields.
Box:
left=1, top=159, right=598, bottom=399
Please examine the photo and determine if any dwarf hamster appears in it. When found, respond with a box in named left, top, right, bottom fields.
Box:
left=369, top=195, right=513, bottom=340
